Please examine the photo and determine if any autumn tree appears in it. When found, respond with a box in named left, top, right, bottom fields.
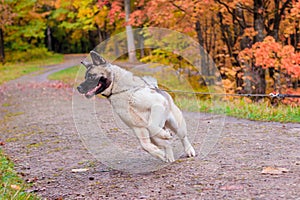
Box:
left=239, top=36, right=300, bottom=92
left=0, top=0, right=16, bottom=62
left=130, top=0, right=221, bottom=81
left=129, top=0, right=299, bottom=97
left=2, top=0, right=299, bottom=98
left=201, top=0, right=297, bottom=97
left=1, top=0, right=55, bottom=63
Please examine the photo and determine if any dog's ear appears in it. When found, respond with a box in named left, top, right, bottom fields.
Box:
left=90, top=50, right=106, bottom=65
left=81, top=60, right=92, bottom=68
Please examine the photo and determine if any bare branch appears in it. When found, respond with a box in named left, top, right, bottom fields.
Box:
left=169, top=1, right=187, bottom=13
left=216, top=0, right=247, bottom=29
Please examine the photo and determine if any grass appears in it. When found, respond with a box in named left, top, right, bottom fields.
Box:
left=221, top=99, right=300, bottom=122
left=175, top=96, right=300, bottom=123
left=48, top=64, right=300, bottom=123
left=48, top=65, right=80, bottom=85
left=0, top=54, right=63, bottom=85
left=0, top=149, right=38, bottom=199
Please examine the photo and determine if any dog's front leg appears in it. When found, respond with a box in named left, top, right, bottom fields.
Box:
left=133, top=127, right=169, bottom=162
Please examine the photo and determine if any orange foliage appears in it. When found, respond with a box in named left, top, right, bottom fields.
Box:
left=98, top=0, right=125, bottom=25
left=290, top=1, right=300, bottom=18
left=239, top=36, right=300, bottom=78
left=282, top=88, right=300, bottom=106
left=129, top=0, right=214, bottom=35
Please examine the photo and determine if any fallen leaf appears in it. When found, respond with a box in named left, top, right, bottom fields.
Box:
left=261, top=166, right=289, bottom=175
left=71, top=168, right=89, bottom=173
left=10, top=184, right=21, bottom=190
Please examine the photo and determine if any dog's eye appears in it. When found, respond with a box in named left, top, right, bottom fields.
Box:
left=87, top=74, right=97, bottom=80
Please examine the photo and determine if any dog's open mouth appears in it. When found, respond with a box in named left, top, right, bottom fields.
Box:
left=85, top=82, right=102, bottom=98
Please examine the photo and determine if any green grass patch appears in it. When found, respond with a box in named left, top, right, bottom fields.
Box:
left=0, top=54, right=63, bottom=85
left=0, top=149, right=38, bottom=199
left=173, top=93, right=300, bottom=123
left=48, top=65, right=80, bottom=85
left=202, top=98, right=299, bottom=123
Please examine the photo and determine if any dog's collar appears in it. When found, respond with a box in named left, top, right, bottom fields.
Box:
left=103, top=77, right=157, bottom=98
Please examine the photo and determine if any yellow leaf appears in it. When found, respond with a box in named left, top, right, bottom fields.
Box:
left=261, top=166, right=289, bottom=175
left=10, top=184, right=21, bottom=190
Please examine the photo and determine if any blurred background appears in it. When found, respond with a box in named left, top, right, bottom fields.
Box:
left=0, top=0, right=299, bottom=105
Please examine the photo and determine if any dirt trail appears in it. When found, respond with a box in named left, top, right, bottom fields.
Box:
left=0, top=55, right=299, bottom=199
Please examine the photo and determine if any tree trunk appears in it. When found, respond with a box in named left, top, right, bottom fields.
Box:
left=0, top=28, right=5, bottom=63
left=47, top=26, right=52, bottom=51
left=97, top=25, right=104, bottom=43
left=195, top=20, right=209, bottom=80
left=235, top=4, right=249, bottom=93
left=124, top=0, right=137, bottom=63
left=296, top=26, right=300, bottom=51
left=251, top=0, right=266, bottom=100
left=254, top=0, right=265, bottom=43
left=268, top=0, right=292, bottom=91
left=270, top=0, right=291, bottom=41
left=217, top=12, right=233, bottom=57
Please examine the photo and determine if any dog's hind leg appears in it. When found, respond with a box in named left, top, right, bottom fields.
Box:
left=133, top=127, right=168, bottom=162
left=147, top=104, right=172, bottom=140
left=166, top=112, right=196, bottom=158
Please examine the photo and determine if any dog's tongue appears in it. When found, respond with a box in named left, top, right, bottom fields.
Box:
left=86, top=83, right=102, bottom=97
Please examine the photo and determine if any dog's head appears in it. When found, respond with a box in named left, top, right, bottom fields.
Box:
left=77, top=51, right=112, bottom=98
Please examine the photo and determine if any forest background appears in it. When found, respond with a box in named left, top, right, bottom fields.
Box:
left=1, top=0, right=300, bottom=104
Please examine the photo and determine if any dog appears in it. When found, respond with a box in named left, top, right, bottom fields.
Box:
left=77, top=51, right=195, bottom=162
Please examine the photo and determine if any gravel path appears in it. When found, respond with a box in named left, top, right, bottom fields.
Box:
left=0, top=55, right=299, bottom=199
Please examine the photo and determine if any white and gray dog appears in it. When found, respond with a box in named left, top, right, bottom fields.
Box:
left=77, top=51, right=195, bottom=162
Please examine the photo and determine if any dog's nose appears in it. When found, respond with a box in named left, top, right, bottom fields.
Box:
left=77, top=85, right=83, bottom=93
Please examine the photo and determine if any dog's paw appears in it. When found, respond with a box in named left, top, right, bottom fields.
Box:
left=185, top=146, right=196, bottom=157
left=165, top=153, right=175, bottom=163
